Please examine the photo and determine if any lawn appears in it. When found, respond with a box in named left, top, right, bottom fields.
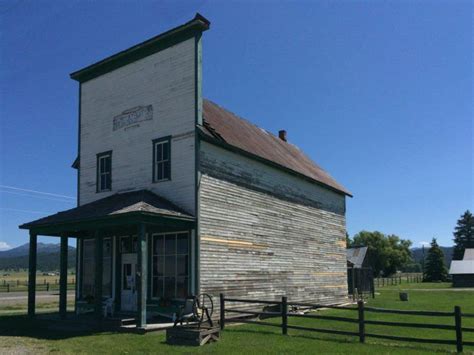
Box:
left=0, top=283, right=473, bottom=354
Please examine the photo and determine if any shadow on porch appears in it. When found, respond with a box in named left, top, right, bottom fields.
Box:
left=0, top=312, right=176, bottom=340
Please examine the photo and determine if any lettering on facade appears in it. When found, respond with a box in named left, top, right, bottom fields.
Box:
left=113, top=105, right=153, bottom=131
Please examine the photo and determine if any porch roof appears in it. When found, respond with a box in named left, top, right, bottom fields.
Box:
left=19, top=189, right=195, bottom=236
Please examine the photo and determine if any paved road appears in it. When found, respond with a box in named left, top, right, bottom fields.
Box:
left=0, top=291, right=75, bottom=306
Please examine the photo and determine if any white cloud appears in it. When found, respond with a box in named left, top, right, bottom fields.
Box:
left=0, top=241, right=11, bottom=251
left=419, top=241, right=430, bottom=247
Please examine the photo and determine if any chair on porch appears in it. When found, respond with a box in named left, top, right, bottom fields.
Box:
left=173, top=296, right=196, bottom=327
left=103, top=298, right=114, bottom=318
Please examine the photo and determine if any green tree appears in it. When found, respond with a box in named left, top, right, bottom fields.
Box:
left=423, top=238, right=448, bottom=282
left=352, top=231, right=412, bottom=277
left=453, top=210, right=474, bottom=260
left=346, top=233, right=352, bottom=248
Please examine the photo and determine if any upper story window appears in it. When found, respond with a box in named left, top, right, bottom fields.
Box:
left=96, top=151, right=112, bottom=192
left=153, top=137, right=171, bottom=182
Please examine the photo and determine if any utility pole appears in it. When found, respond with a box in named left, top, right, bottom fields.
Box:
left=421, top=244, right=425, bottom=281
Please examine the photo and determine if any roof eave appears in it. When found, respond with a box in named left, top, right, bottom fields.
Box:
left=197, top=127, right=353, bottom=198
left=19, top=210, right=196, bottom=234
left=70, top=13, right=210, bottom=83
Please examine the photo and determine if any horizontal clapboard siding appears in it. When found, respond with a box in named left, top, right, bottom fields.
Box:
left=79, top=37, right=196, bottom=213
left=199, top=141, right=345, bottom=215
left=198, top=143, right=348, bottom=311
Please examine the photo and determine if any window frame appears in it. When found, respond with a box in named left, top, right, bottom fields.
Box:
left=81, top=237, right=113, bottom=298
left=96, top=150, right=112, bottom=193
left=151, top=231, right=190, bottom=300
left=152, top=136, right=171, bottom=183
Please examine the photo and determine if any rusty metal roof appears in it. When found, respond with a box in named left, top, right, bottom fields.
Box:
left=201, top=99, right=352, bottom=196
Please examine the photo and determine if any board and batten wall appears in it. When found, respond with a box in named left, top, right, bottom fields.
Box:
left=79, top=37, right=196, bottom=214
left=198, top=141, right=348, bottom=306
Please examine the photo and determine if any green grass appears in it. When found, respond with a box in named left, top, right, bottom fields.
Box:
left=0, top=270, right=76, bottom=293
left=377, top=279, right=452, bottom=290
left=0, top=283, right=473, bottom=354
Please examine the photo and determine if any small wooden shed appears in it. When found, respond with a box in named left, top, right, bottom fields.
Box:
left=449, top=249, right=474, bottom=288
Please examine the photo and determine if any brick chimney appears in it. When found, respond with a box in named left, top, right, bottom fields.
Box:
left=278, top=130, right=287, bottom=142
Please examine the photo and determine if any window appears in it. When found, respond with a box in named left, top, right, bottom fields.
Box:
left=96, top=151, right=112, bottom=192
left=153, top=137, right=171, bottom=182
left=152, top=232, right=189, bottom=299
left=120, top=236, right=137, bottom=254
left=81, top=238, right=113, bottom=298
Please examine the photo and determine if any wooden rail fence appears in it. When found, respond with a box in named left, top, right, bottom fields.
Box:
left=375, top=275, right=423, bottom=288
left=0, top=279, right=75, bottom=293
left=219, top=294, right=474, bottom=353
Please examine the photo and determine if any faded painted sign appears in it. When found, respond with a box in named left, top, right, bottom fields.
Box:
left=113, top=105, right=153, bottom=131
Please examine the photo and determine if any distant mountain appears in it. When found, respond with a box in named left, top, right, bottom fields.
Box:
left=0, top=242, right=66, bottom=258
left=411, top=246, right=453, bottom=267
left=0, top=243, right=76, bottom=271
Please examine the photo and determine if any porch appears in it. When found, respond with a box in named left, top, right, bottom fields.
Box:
left=19, top=189, right=197, bottom=330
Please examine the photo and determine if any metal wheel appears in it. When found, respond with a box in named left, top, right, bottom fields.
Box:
left=193, top=293, right=214, bottom=321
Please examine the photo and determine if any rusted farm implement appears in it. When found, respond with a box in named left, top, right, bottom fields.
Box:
left=166, top=293, right=220, bottom=346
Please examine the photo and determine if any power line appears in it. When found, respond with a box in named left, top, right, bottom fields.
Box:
left=0, top=185, right=75, bottom=200
left=0, top=190, right=75, bottom=204
left=0, top=207, right=51, bottom=215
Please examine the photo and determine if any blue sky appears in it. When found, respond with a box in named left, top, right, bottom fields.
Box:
left=0, top=0, right=472, bottom=250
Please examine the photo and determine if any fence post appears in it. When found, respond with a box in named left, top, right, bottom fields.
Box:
left=220, top=293, right=225, bottom=330
left=7, top=284, right=9, bottom=293
left=282, top=296, right=288, bottom=335
left=454, top=306, right=463, bottom=353
left=47, top=283, right=50, bottom=292
left=371, top=274, right=375, bottom=299
left=358, top=300, right=365, bottom=343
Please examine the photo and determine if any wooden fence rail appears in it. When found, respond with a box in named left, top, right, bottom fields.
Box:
left=375, top=274, right=424, bottom=288
left=0, top=280, right=75, bottom=293
left=219, top=294, right=474, bottom=353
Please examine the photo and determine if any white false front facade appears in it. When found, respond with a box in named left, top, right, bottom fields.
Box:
left=79, top=37, right=197, bottom=213
left=75, top=36, right=200, bottom=316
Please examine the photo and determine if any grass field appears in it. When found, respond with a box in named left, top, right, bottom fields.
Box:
left=0, top=283, right=473, bottom=354
left=0, top=270, right=75, bottom=284
left=0, top=270, right=76, bottom=293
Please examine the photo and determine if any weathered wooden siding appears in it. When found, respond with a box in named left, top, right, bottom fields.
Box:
left=79, top=37, right=196, bottom=213
left=198, top=142, right=348, bottom=307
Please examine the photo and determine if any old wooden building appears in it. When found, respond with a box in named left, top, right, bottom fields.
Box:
left=20, top=14, right=352, bottom=328
left=449, top=249, right=474, bottom=287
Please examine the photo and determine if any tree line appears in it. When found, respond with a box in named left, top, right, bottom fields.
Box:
left=347, top=210, right=473, bottom=281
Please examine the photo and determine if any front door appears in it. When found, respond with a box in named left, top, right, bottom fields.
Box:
left=121, top=254, right=137, bottom=312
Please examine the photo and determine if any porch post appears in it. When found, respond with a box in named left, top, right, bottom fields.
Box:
left=59, top=234, right=68, bottom=319
left=28, top=231, right=37, bottom=317
left=137, top=223, right=147, bottom=328
left=75, top=238, right=82, bottom=313
left=94, top=231, right=103, bottom=318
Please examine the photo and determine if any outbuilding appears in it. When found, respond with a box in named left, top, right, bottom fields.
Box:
left=449, top=249, right=474, bottom=287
